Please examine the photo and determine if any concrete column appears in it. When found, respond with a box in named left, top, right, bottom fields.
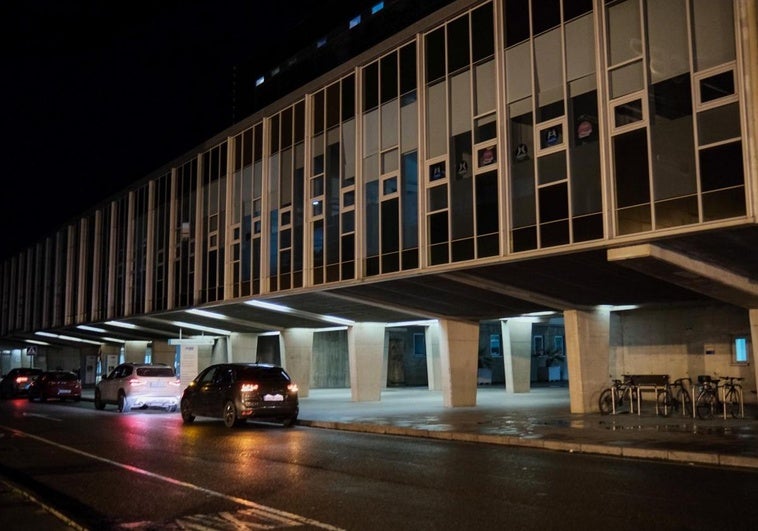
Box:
left=229, top=333, right=259, bottom=363
left=124, top=341, right=148, bottom=363
left=564, top=308, right=610, bottom=413
left=439, top=319, right=479, bottom=407
left=750, top=309, right=758, bottom=400
left=280, top=328, right=314, bottom=398
left=347, top=323, right=385, bottom=402
left=501, top=319, right=532, bottom=393
left=151, top=340, right=176, bottom=367
left=425, top=322, right=442, bottom=391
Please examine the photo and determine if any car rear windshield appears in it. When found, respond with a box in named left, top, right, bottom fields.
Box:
left=136, top=367, right=176, bottom=377
left=50, top=372, right=77, bottom=380
left=237, top=366, right=290, bottom=382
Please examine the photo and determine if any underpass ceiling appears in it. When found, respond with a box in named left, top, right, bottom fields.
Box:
left=5, top=225, right=757, bottom=349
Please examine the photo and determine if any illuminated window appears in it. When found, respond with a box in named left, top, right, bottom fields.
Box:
left=350, top=15, right=361, bottom=29
left=734, top=336, right=749, bottom=364
left=372, top=2, right=384, bottom=15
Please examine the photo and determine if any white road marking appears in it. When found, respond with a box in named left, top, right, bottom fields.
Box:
left=0, top=425, right=343, bottom=530
left=22, top=413, right=63, bottom=422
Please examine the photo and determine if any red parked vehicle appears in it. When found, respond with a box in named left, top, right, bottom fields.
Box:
left=27, top=371, right=82, bottom=402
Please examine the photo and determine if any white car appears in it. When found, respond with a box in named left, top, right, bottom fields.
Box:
left=95, top=363, right=181, bottom=413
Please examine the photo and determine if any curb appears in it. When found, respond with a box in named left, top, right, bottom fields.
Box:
left=298, top=419, right=758, bottom=471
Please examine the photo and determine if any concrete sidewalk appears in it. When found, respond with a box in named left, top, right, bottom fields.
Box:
left=296, top=386, right=758, bottom=470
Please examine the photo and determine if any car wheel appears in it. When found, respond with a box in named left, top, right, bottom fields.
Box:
left=28, top=394, right=35, bottom=402
left=180, top=399, right=195, bottom=423
left=94, top=389, right=105, bottom=410
left=223, top=400, right=239, bottom=428
left=40, top=393, right=47, bottom=403
left=282, top=415, right=297, bottom=428
left=117, top=391, right=131, bottom=413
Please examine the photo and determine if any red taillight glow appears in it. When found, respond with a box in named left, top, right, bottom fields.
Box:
left=288, top=383, right=299, bottom=393
left=128, top=378, right=145, bottom=386
left=169, top=380, right=181, bottom=387
left=240, top=383, right=258, bottom=393
left=15, top=376, right=29, bottom=384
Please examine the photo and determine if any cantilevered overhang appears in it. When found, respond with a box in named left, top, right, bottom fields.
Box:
left=608, top=243, right=758, bottom=308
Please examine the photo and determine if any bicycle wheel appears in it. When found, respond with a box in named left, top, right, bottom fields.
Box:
left=725, top=386, right=742, bottom=419
left=656, top=389, right=673, bottom=417
left=696, top=390, right=716, bottom=419
left=673, top=387, right=692, bottom=417
left=598, top=388, right=615, bottom=415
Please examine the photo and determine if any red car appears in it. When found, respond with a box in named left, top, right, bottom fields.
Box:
left=27, top=371, right=82, bottom=402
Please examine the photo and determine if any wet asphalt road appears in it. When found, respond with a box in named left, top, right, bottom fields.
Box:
left=1, top=398, right=757, bottom=530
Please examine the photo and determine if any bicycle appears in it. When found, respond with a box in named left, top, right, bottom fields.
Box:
left=598, top=375, right=636, bottom=415
left=720, top=376, right=744, bottom=419
left=694, top=375, right=720, bottom=419
left=656, top=377, right=692, bottom=417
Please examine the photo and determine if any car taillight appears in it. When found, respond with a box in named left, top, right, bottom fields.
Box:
left=288, top=383, right=299, bottom=393
left=240, top=383, right=258, bottom=392
left=128, top=378, right=145, bottom=386
left=169, top=380, right=181, bottom=387
left=16, top=376, right=28, bottom=384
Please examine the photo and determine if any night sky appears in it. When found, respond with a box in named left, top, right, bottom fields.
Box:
left=1, top=0, right=378, bottom=261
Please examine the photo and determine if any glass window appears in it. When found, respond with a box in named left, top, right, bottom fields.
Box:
left=538, top=151, right=566, bottom=185
left=650, top=74, right=696, bottom=201
left=425, top=27, right=446, bottom=83
left=692, top=0, right=735, bottom=71
left=447, top=15, right=470, bottom=73
left=535, top=27, right=563, bottom=121
left=610, top=61, right=644, bottom=99
left=614, top=98, right=643, bottom=128
left=700, top=71, right=735, bottom=104
left=697, top=103, right=741, bottom=146
left=471, top=3, right=494, bottom=62
left=734, top=337, right=749, bottom=364
left=532, top=0, right=560, bottom=35
left=363, top=62, right=379, bottom=111
left=381, top=101, right=398, bottom=150
left=647, top=0, right=688, bottom=84
left=506, top=42, right=531, bottom=103
left=566, top=14, right=595, bottom=82
left=450, top=70, right=472, bottom=136
left=614, top=128, right=650, bottom=208
left=474, top=60, right=496, bottom=115
left=699, top=141, right=744, bottom=192
left=426, top=81, right=447, bottom=157
left=607, top=0, right=641, bottom=66
left=505, top=0, right=530, bottom=47
left=428, top=184, right=447, bottom=211
left=381, top=53, right=398, bottom=104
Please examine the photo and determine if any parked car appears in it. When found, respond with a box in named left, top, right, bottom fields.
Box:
left=181, top=363, right=299, bottom=428
left=95, top=363, right=181, bottom=413
left=28, top=370, right=82, bottom=402
left=0, top=368, right=43, bottom=399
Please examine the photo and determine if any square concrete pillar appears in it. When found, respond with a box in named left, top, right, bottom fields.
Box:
left=229, top=333, right=258, bottom=363
left=439, top=319, right=479, bottom=407
left=564, top=308, right=610, bottom=413
left=347, top=323, right=386, bottom=402
left=501, top=319, right=532, bottom=393
left=280, top=328, right=314, bottom=397
left=426, top=322, right=442, bottom=391
left=124, top=340, right=149, bottom=363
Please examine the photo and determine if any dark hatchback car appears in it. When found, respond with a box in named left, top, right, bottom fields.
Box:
left=28, top=371, right=82, bottom=402
left=181, top=363, right=299, bottom=428
left=0, top=368, right=43, bottom=398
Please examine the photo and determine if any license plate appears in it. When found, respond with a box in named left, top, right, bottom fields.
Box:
left=58, top=389, right=71, bottom=394
left=263, top=394, right=284, bottom=402
left=150, top=382, right=165, bottom=387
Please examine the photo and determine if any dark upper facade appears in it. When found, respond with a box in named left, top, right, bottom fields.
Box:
left=1, top=0, right=757, bottom=349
